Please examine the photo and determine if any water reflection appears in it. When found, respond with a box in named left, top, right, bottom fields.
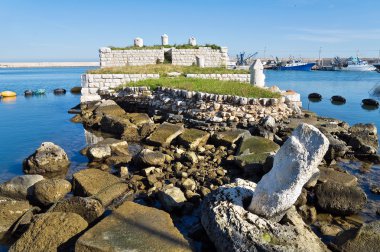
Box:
left=84, top=129, right=104, bottom=145
left=0, top=96, right=16, bottom=103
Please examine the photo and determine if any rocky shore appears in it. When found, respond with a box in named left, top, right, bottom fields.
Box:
left=1, top=92, right=380, bottom=251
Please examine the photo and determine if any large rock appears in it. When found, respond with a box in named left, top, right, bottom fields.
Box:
left=9, top=212, right=88, bottom=252
left=75, top=201, right=191, bottom=252
left=236, top=135, right=280, bottom=156
left=0, top=196, right=31, bottom=241
left=315, top=181, right=367, bottom=215
left=86, top=138, right=130, bottom=161
left=0, top=175, right=44, bottom=200
left=72, top=169, right=128, bottom=206
left=178, top=128, right=210, bottom=150
left=318, top=167, right=358, bottom=186
left=49, top=196, right=104, bottom=223
left=124, top=113, right=153, bottom=126
left=23, top=142, right=70, bottom=176
left=249, top=123, right=329, bottom=219
left=201, top=179, right=328, bottom=252
left=33, top=179, right=72, bottom=206
left=347, top=123, right=378, bottom=154
left=158, top=185, right=187, bottom=212
left=212, top=129, right=250, bottom=147
left=333, top=221, right=380, bottom=252
left=100, top=114, right=137, bottom=136
left=137, top=149, right=166, bottom=167
left=147, top=123, right=184, bottom=147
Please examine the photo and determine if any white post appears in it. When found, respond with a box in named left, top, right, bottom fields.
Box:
left=249, top=59, right=265, bottom=87
left=134, top=37, right=144, bottom=47
left=188, top=37, right=197, bottom=46
left=196, top=56, right=205, bottom=68
left=161, top=34, right=169, bottom=46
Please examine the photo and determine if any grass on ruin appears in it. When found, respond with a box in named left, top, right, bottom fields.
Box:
left=109, top=43, right=221, bottom=50
left=87, top=64, right=249, bottom=75
left=116, top=77, right=280, bottom=98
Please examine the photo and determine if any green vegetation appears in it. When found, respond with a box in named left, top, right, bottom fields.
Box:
left=88, top=64, right=249, bottom=75
left=109, top=43, right=221, bottom=50
left=116, top=77, right=280, bottom=98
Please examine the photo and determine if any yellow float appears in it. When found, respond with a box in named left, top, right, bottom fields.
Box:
left=1, top=91, right=17, bottom=97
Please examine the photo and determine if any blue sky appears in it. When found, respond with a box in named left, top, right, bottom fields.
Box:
left=1, top=0, right=380, bottom=61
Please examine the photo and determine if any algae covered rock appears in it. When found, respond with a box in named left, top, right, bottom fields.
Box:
left=137, top=149, right=166, bottom=167
left=178, top=128, right=210, bottom=150
left=212, top=129, right=250, bottom=147
left=23, top=142, right=70, bottom=176
left=146, top=122, right=184, bottom=147
left=9, top=212, right=88, bottom=252
left=75, top=201, right=191, bottom=252
left=33, top=179, right=72, bottom=206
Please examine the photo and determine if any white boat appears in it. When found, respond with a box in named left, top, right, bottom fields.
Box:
left=333, top=57, right=376, bottom=71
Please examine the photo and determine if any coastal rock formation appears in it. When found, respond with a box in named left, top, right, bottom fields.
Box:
left=137, top=149, right=167, bottom=167
left=72, top=168, right=128, bottom=206
left=33, top=179, right=72, bottom=206
left=9, top=212, right=88, bottom=252
left=212, top=129, right=250, bottom=147
left=158, top=185, right=187, bottom=212
left=318, top=166, right=358, bottom=186
left=248, top=123, right=329, bottom=219
left=146, top=122, right=184, bottom=147
left=0, top=196, right=31, bottom=240
left=315, top=181, right=367, bottom=215
left=23, top=142, right=70, bottom=176
left=347, top=123, right=378, bottom=154
left=49, top=196, right=104, bottom=223
left=0, top=175, right=44, bottom=200
left=177, top=128, right=210, bottom=150
left=201, top=179, right=328, bottom=252
left=75, top=201, right=191, bottom=252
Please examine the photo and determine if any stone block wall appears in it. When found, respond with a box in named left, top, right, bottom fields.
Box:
left=186, top=73, right=250, bottom=83
left=80, top=73, right=160, bottom=102
left=171, top=47, right=228, bottom=67
left=99, top=47, right=165, bottom=68
left=113, top=86, right=295, bottom=130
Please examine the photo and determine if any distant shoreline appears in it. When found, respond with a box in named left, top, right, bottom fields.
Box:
left=0, top=62, right=99, bottom=68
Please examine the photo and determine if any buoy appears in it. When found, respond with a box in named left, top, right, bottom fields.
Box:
left=362, top=98, right=379, bottom=107
left=70, top=87, right=81, bottom=94
left=54, top=88, right=66, bottom=95
left=33, top=89, right=46, bottom=95
left=331, top=95, right=346, bottom=104
left=308, top=93, right=322, bottom=100
left=24, top=90, right=33, bottom=96
left=1, top=91, right=17, bottom=97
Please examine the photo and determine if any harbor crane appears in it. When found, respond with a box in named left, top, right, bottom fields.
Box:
left=236, top=52, right=258, bottom=66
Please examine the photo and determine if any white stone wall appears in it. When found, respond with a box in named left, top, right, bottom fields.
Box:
left=80, top=73, right=160, bottom=102
left=186, top=73, right=250, bottom=83
left=99, top=47, right=164, bottom=68
left=171, top=47, right=228, bottom=67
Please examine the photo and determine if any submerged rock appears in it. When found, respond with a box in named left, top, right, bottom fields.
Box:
left=75, top=201, right=191, bottom=252
left=33, top=179, right=72, bottom=206
left=0, top=175, right=44, bottom=200
left=9, top=212, right=88, bottom=252
left=315, top=181, right=367, bottom=215
left=0, top=196, right=31, bottom=241
left=248, top=123, right=329, bottom=219
left=23, top=142, right=70, bottom=177
left=146, top=122, right=184, bottom=147
left=201, top=179, right=328, bottom=252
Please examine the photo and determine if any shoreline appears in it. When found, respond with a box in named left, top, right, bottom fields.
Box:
left=0, top=62, right=99, bottom=68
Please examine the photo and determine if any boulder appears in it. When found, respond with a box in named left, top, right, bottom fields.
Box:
left=236, top=135, right=280, bottom=156
left=333, top=221, right=380, bottom=251
left=178, top=128, right=210, bottom=150
left=249, top=123, right=329, bottom=219
left=158, top=185, right=187, bottom=212
left=93, top=100, right=126, bottom=117
left=100, top=114, right=136, bottom=136
left=315, top=181, right=367, bottom=215
left=49, top=196, right=104, bottom=223
left=212, top=129, right=250, bottom=147
left=323, top=132, right=348, bottom=163
left=0, top=175, right=44, bottom=200
left=124, top=113, right=153, bottom=126
left=23, top=142, right=70, bottom=176
left=72, top=169, right=128, bottom=206
left=137, top=149, right=166, bottom=167
left=0, top=196, right=31, bottom=240
left=9, top=212, right=88, bottom=252
left=75, top=201, right=191, bottom=252
left=33, top=179, right=71, bottom=206
left=146, top=123, right=184, bottom=147
left=86, top=138, right=130, bottom=161
left=201, top=179, right=329, bottom=252
left=318, top=167, right=358, bottom=186
left=347, top=123, right=378, bottom=154
left=87, top=145, right=111, bottom=160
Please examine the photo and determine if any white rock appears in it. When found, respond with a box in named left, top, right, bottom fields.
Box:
left=87, top=145, right=112, bottom=160
left=248, top=123, right=329, bottom=219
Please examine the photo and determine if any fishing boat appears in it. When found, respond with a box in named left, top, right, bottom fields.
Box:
left=275, top=59, right=316, bottom=71
left=1, top=91, right=17, bottom=97
left=333, top=57, right=376, bottom=71
left=373, top=63, right=380, bottom=72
